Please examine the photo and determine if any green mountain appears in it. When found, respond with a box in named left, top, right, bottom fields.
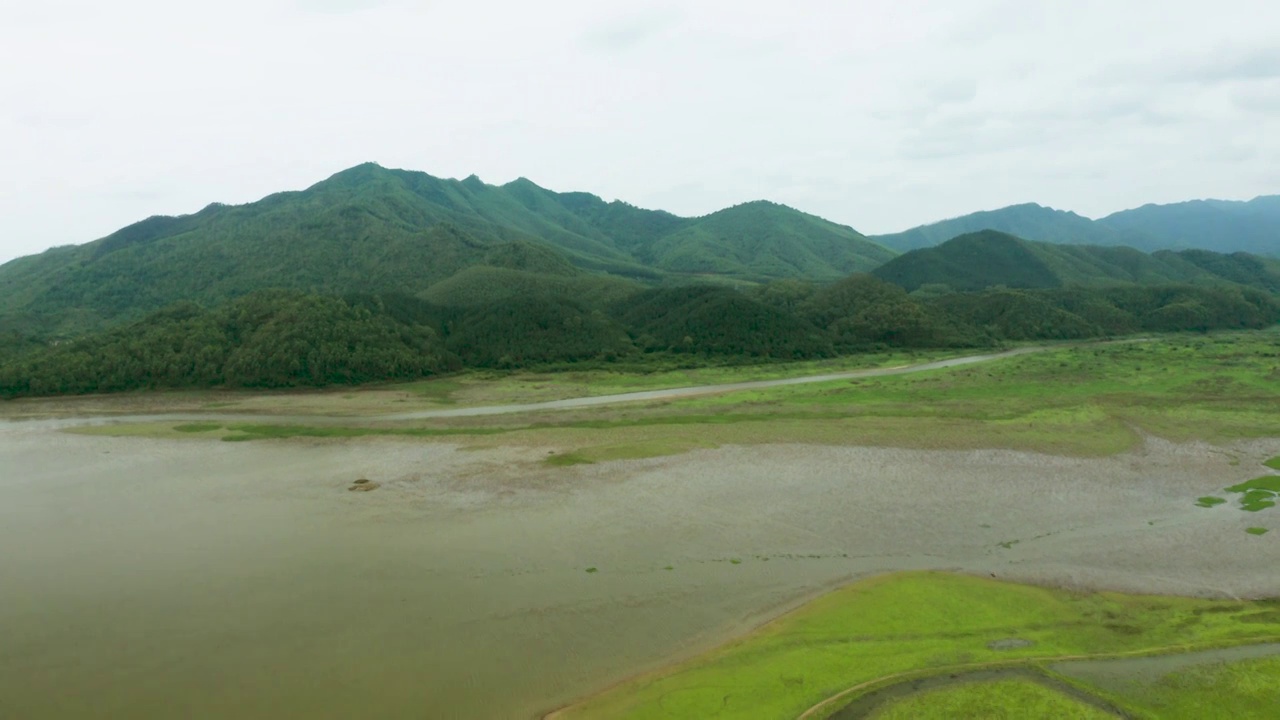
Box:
left=871, top=231, right=1280, bottom=293
left=633, top=201, right=894, bottom=279
left=873, top=197, right=1280, bottom=256
left=0, top=164, right=893, bottom=337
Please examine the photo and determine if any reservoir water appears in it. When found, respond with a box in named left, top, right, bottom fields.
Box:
left=1, top=419, right=1274, bottom=718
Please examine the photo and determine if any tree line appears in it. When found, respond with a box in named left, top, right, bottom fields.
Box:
left=2, top=276, right=1277, bottom=398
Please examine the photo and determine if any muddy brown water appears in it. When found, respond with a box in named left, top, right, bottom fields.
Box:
left=1, top=419, right=1277, bottom=719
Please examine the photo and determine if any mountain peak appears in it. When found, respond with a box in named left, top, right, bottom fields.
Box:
left=503, top=176, right=543, bottom=189
left=309, top=162, right=398, bottom=190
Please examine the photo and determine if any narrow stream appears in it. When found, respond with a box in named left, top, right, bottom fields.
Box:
left=828, top=643, right=1280, bottom=719
left=827, top=668, right=1133, bottom=719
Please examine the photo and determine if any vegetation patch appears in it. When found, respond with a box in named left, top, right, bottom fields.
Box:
left=1241, top=493, right=1278, bottom=512
left=1246, top=527, right=1270, bottom=536
left=173, top=423, right=224, bottom=433
left=1266, top=456, right=1280, bottom=471
left=1217, top=475, right=1280, bottom=513
left=1195, top=496, right=1227, bottom=508
left=1227, top=476, right=1280, bottom=494
left=543, top=438, right=719, bottom=466
left=210, top=423, right=510, bottom=442
left=545, top=452, right=594, bottom=467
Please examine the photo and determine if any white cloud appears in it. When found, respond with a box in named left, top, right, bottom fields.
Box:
left=1, top=0, right=1279, bottom=265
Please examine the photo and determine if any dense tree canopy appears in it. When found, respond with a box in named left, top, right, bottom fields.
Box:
left=0, top=291, right=458, bottom=397
left=3, top=279, right=1276, bottom=399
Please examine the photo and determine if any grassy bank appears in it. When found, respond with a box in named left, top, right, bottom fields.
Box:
left=549, top=572, right=1280, bottom=720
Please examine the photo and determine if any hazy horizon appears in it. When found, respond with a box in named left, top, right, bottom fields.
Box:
left=3, top=0, right=1278, bottom=264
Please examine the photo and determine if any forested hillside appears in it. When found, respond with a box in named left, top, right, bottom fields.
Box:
left=873, top=196, right=1280, bottom=255
left=872, top=231, right=1280, bottom=293
left=0, top=292, right=460, bottom=396
left=4, top=276, right=1277, bottom=399
left=0, top=164, right=891, bottom=337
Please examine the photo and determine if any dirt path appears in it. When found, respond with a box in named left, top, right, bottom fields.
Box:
left=378, top=347, right=1048, bottom=421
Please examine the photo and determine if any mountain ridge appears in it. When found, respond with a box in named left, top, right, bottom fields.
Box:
left=0, top=163, right=893, bottom=336
left=873, top=196, right=1280, bottom=256
left=871, top=230, right=1280, bottom=293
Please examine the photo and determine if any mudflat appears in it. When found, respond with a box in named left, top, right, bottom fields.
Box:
left=1, top=419, right=1275, bottom=719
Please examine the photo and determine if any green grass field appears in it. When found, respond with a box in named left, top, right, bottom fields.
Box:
left=657, top=332, right=1280, bottom=449
left=550, top=572, right=1280, bottom=720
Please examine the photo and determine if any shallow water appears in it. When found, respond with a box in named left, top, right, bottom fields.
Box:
left=1, top=423, right=1275, bottom=719
left=0, top=427, right=911, bottom=719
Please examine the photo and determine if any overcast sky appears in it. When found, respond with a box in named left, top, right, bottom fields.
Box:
left=2, top=0, right=1279, bottom=265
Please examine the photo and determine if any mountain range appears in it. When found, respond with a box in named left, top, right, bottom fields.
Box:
left=4, top=164, right=1279, bottom=397
left=0, top=163, right=892, bottom=335
left=872, top=197, right=1280, bottom=255
left=0, top=163, right=1276, bottom=341
left=873, top=231, right=1280, bottom=294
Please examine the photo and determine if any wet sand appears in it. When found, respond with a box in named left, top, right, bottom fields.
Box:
left=1, top=421, right=1276, bottom=719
